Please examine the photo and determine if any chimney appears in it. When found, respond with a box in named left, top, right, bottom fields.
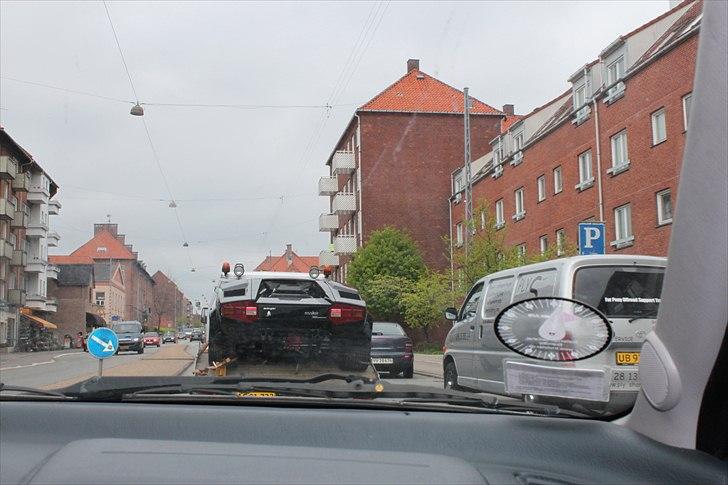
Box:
left=94, top=223, right=118, bottom=236
left=502, top=104, right=515, bottom=116
left=407, top=59, right=420, bottom=73
left=285, top=244, right=293, bottom=265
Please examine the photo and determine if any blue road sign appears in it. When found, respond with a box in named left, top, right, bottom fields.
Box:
left=578, top=222, right=606, bottom=255
left=87, top=327, right=118, bottom=359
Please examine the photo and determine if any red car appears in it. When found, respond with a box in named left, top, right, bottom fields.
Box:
left=143, top=332, right=161, bottom=347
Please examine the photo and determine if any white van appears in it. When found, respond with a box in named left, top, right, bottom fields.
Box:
left=443, top=255, right=666, bottom=413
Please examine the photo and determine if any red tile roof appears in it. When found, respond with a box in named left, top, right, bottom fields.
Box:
left=255, top=250, right=319, bottom=273
left=359, top=69, right=501, bottom=115
left=49, top=255, right=94, bottom=265
left=500, top=115, right=524, bottom=133
left=69, top=230, right=137, bottom=260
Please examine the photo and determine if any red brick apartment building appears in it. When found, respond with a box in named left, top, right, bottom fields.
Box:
left=450, top=1, right=702, bottom=259
left=318, top=59, right=510, bottom=281
left=151, top=270, right=190, bottom=331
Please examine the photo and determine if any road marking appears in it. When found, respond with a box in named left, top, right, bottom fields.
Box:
left=0, top=352, right=85, bottom=371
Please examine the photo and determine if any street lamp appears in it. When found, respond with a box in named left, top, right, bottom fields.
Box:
left=130, top=103, right=144, bottom=116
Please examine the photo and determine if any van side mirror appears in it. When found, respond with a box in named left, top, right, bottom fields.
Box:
left=444, top=307, right=458, bottom=321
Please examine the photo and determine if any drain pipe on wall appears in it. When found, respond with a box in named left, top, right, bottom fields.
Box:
left=592, top=97, right=605, bottom=222
left=354, top=113, right=363, bottom=247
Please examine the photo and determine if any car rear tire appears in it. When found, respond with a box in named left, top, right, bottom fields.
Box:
left=403, top=365, right=414, bottom=379
left=444, top=361, right=461, bottom=391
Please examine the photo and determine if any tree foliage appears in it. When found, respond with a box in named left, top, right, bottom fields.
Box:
left=359, top=275, right=414, bottom=322
left=347, top=227, right=426, bottom=289
left=401, top=271, right=456, bottom=342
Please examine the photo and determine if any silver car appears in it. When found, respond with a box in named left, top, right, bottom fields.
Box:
left=443, top=255, right=666, bottom=414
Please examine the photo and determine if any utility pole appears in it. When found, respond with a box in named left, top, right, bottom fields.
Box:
left=463, top=87, right=473, bottom=256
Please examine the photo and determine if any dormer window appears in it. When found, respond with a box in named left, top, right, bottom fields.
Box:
left=604, top=55, right=626, bottom=103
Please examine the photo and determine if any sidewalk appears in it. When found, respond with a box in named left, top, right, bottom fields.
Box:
left=414, top=353, right=443, bottom=379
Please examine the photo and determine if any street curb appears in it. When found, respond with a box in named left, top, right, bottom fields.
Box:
left=414, top=370, right=442, bottom=379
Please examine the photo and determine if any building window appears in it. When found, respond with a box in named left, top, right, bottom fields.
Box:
left=553, top=166, right=563, bottom=194
left=605, top=55, right=625, bottom=101
left=455, top=223, right=463, bottom=247
left=608, top=130, right=630, bottom=175
left=682, top=93, right=692, bottom=130
left=495, top=199, right=505, bottom=228
left=556, top=229, right=565, bottom=256
left=452, top=169, right=464, bottom=194
left=517, top=244, right=526, bottom=260
left=513, top=131, right=524, bottom=152
left=95, top=292, right=106, bottom=306
left=577, top=150, right=594, bottom=190
left=573, top=84, right=590, bottom=122
left=513, top=187, right=525, bottom=221
left=612, top=204, right=634, bottom=248
left=539, top=235, right=548, bottom=255
left=651, top=108, right=667, bottom=145
left=480, top=210, right=486, bottom=230
left=656, top=189, right=673, bottom=225
left=537, top=175, right=546, bottom=202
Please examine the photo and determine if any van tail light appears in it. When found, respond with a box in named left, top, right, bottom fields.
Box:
left=220, top=300, right=258, bottom=323
left=328, top=303, right=366, bottom=325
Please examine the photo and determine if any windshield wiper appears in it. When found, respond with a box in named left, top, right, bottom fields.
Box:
left=629, top=314, right=658, bottom=322
left=0, top=383, right=74, bottom=400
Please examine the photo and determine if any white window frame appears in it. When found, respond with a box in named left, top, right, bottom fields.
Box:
left=682, top=93, right=692, bottom=131
left=651, top=108, right=667, bottom=145
left=480, top=210, right=486, bottom=230
left=513, top=188, right=525, bottom=221
left=452, top=169, right=464, bottom=195
left=553, top=166, right=563, bottom=194
left=656, top=189, right=673, bottom=226
left=492, top=163, right=504, bottom=179
left=608, top=130, right=630, bottom=175
left=612, top=204, right=634, bottom=248
left=513, top=131, right=524, bottom=151
left=576, top=150, right=594, bottom=190
left=572, top=83, right=591, bottom=123
left=455, top=223, right=464, bottom=247
left=556, top=229, right=565, bottom=256
left=605, top=55, right=626, bottom=102
left=539, top=235, right=548, bottom=255
left=517, top=244, right=526, bottom=260
left=537, top=175, right=546, bottom=202
left=495, top=199, right=505, bottom=229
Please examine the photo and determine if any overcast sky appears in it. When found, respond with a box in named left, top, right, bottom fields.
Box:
left=0, top=0, right=669, bottom=303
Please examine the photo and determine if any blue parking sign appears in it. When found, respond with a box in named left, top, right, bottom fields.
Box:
left=578, top=223, right=606, bottom=255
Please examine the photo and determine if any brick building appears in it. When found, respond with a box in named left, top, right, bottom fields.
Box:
left=0, top=128, right=62, bottom=351
left=63, top=223, right=156, bottom=324
left=450, top=1, right=701, bottom=261
left=47, top=256, right=105, bottom=340
left=151, top=270, right=186, bottom=331
left=255, top=244, right=319, bottom=273
left=318, top=60, right=508, bottom=282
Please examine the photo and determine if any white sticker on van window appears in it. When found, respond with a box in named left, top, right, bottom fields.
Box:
left=604, top=297, right=661, bottom=303
left=504, top=360, right=610, bottom=402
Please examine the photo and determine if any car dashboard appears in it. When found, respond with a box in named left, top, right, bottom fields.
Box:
left=1, top=400, right=725, bottom=484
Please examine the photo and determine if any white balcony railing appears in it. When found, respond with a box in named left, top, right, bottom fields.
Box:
left=319, top=213, right=339, bottom=232
left=331, top=150, right=355, bottom=175
left=332, top=192, right=356, bottom=214
left=48, top=199, right=62, bottom=215
left=334, top=235, right=358, bottom=254
left=26, top=222, right=47, bottom=238
left=25, top=257, right=46, bottom=273
left=319, top=250, right=340, bottom=267
left=47, top=231, right=60, bottom=247
left=318, top=176, right=338, bottom=196
left=47, top=264, right=60, bottom=280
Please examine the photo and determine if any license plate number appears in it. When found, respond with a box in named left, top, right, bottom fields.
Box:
left=372, top=358, right=394, bottom=364
left=610, top=369, right=640, bottom=390
left=616, top=352, right=640, bottom=365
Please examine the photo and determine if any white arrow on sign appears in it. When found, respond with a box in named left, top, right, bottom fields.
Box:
left=90, top=334, right=115, bottom=353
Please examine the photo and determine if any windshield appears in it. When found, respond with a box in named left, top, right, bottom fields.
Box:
left=0, top=0, right=704, bottom=422
left=574, top=266, right=664, bottom=318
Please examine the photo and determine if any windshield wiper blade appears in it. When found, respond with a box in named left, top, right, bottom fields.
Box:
left=0, top=383, right=74, bottom=400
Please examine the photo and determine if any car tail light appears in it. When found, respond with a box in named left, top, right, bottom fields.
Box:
left=220, top=300, right=258, bottom=323
left=328, top=303, right=366, bottom=325
left=404, top=341, right=413, bottom=354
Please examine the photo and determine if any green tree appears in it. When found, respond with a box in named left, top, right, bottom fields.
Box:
left=347, top=227, right=426, bottom=289
left=401, top=271, right=455, bottom=343
left=359, top=275, right=414, bottom=321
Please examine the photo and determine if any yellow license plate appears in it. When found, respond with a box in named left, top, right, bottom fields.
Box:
left=236, top=392, right=278, bottom=398
left=616, top=352, right=640, bottom=365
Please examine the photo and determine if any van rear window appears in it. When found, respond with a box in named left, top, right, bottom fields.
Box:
left=573, top=266, right=664, bottom=318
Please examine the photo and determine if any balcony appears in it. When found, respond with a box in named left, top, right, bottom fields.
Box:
left=10, top=210, right=27, bottom=229
left=25, top=257, right=46, bottom=273
left=319, top=213, right=339, bottom=232
left=11, top=172, right=31, bottom=192
left=27, top=184, right=50, bottom=204
left=0, top=199, right=15, bottom=221
left=318, top=176, right=338, bottom=196
left=0, top=240, right=13, bottom=260
left=45, top=297, right=58, bottom=313
left=331, top=150, right=355, bottom=175
left=0, top=156, right=18, bottom=180
left=319, top=250, right=340, bottom=267
left=8, top=289, right=26, bottom=307
left=332, top=192, right=356, bottom=214
left=26, top=221, right=48, bottom=238
left=48, top=199, right=61, bottom=215
left=11, top=250, right=27, bottom=267
left=47, top=264, right=59, bottom=280
left=25, top=294, right=48, bottom=311
left=334, top=235, right=358, bottom=254
left=47, top=231, right=60, bottom=247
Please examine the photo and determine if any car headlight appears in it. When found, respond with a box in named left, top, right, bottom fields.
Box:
left=133, top=337, right=140, bottom=342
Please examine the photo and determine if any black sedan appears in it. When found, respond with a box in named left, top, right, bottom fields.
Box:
left=370, top=322, right=414, bottom=378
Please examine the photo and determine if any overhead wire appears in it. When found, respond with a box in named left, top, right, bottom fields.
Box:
left=0, top=76, right=134, bottom=104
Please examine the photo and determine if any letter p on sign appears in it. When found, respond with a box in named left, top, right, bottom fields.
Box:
left=578, top=223, right=606, bottom=255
